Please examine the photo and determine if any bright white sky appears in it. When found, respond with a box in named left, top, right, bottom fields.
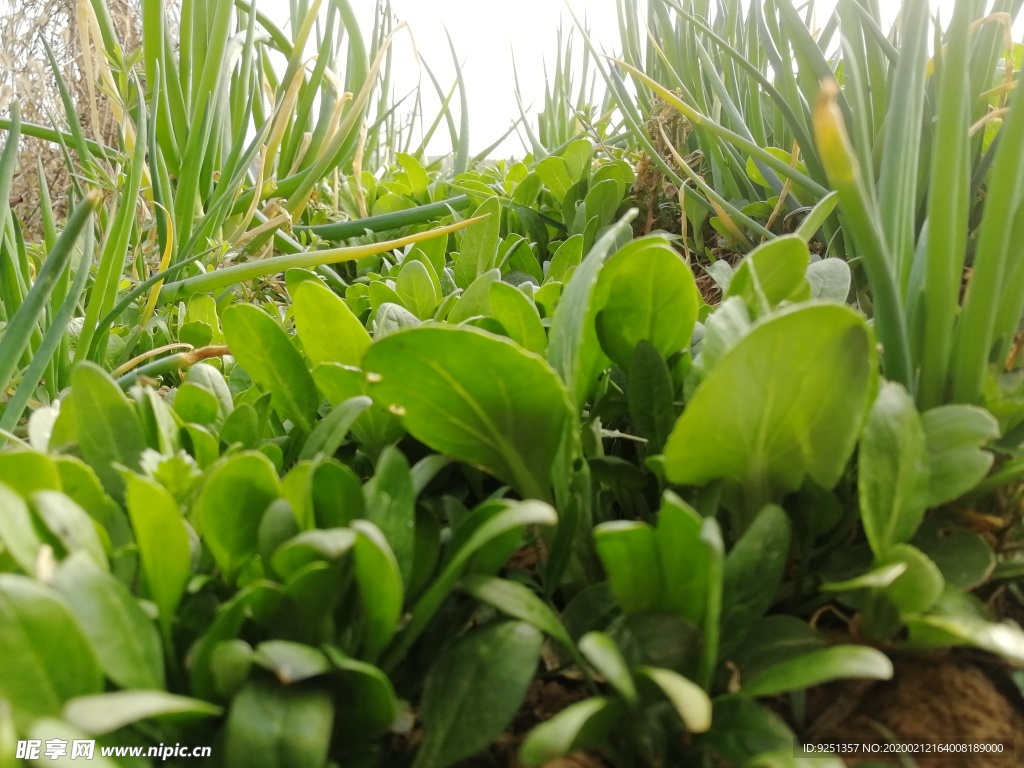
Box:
left=257, top=0, right=1023, bottom=159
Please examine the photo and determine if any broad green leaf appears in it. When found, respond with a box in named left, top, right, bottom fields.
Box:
left=822, top=564, right=907, bottom=592
left=545, top=235, right=583, bottom=284
left=271, top=529, right=356, bottom=579
left=222, top=304, right=319, bottom=432
left=188, top=363, right=233, bottom=421
left=0, top=482, right=42, bottom=573
left=297, top=396, right=372, bottom=462
left=254, top=641, right=331, bottom=683
left=397, top=258, right=440, bottom=320
left=921, top=404, right=999, bottom=507
left=0, top=451, right=61, bottom=496
left=0, top=575, right=102, bottom=723
left=63, top=691, right=221, bottom=736
left=489, top=281, right=547, bottom=355
left=594, top=521, right=662, bottom=614
left=31, top=492, right=108, bottom=571
left=665, top=304, right=875, bottom=509
left=397, top=153, right=430, bottom=197
left=174, top=382, right=220, bottom=425
left=705, top=698, right=828, bottom=768
left=583, top=179, right=622, bottom=228
left=460, top=574, right=574, bottom=652
left=876, top=543, right=944, bottom=614
left=382, top=500, right=557, bottom=670
left=912, top=512, right=995, bottom=589
left=519, top=696, right=623, bottom=767
left=656, top=492, right=707, bottom=624
left=905, top=589, right=1024, bottom=662
left=364, top=326, right=572, bottom=500
left=448, top=268, right=500, bottom=324
left=196, top=452, right=280, bottom=580
left=725, top=235, right=811, bottom=313
left=741, top=646, right=892, bottom=698
left=124, top=474, right=189, bottom=629
left=454, top=196, right=501, bottom=288
left=224, top=679, right=333, bottom=768
left=352, top=520, right=404, bottom=662
left=324, top=646, right=399, bottom=738
left=292, top=279, right=371, bottom=367
left=720, top=505, right=791, bottom=658
left=547, top=214, right=635, bottom=407
left=579, top=632, right=637, bottom=704
left=636, top=666, right=711, bottom=732
left=535, top=156, right=572, bottom=200
left=312, top=363, right=404, bottom=457
left=859, top=382, right=930, bottom=557
left=63, top=362, right=146, bottom=499
left=727, top=616, right=828, bottom=680
left=51, top=554, right=163, bottom=690
left=25, top=720, right=120, bottom=768
left=594, top=236, right=700, bottom=370
left=628, top=341, right=676, bottom=453
left=414, top=621, right=542, bottom=768
left=563, top=139, right=593, bottom=183
left=806, top=258, right=851, bottom=302
left=363, top=446, right=415, bottom=584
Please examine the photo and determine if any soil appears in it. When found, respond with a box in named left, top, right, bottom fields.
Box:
left=804, top=655, right=1024, bottom=767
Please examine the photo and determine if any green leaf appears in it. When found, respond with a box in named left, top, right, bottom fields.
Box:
left=382, top=499, right=557, bottom=671
left=579, top=632, right=637, bottom=703
left=656, top=492, right=708, bottom=624
left=875, top=543, right=944, bottom=614
left=124, top=474, right=191, bottom=630
left=489, top=281, right=547, bottom=355
left=254, top=641, right=331, bottom=683
left=224, top=679, right=333, bottom=768
left=911, top=512, right=995, bottom=589
left=519, top=696, right=623, bottom=767
left=292, top=279, right=371, bottom=367
left=720, top=505, right=791, bottom=658
left=271, top=529, right=356, bottom=579
left=460, top=574, right=574, bottom=652
left=628, top=340, right=676, bottom=453
left=547, top=214, right=635, bottom=407
left=725, top=235, right=811, bottom=313
left=397, top=258, right=441, bottom=320
left=312, top=363, right=404, bottom=457
left=63, top=691, right=221, bottom=736
left=740, top=645, right=893, bottom=698
left=594, top=521, right=662, bottom=614
left=636, top=666, right=711, bottom=732
left=31, top=491, right=108, bottom=571
left=51, top=553, right=163, bottom=690
left=25, top=720, right=121, bottom=768
left=352, top=520, right=404, bottom=662
left=196, top=452, right=280, bottom=580
left=594, top=237, right=699, bottom=371
left=665, top=304, right=875, bottom=510
left=298, top=396, right=372, bottom=462
left=448, top=268, right=500, bottom=324
left=364, top=325, right=572, bottom=501
left=414, top=621, right=542, bottom=768
left=323, top=646, right=399, bottom=737
left=454, top=196, right=501, bottom=288
left=0, top=575, right=102, bottom=724
left=905, top=589, right=1024, bottom=663
left=63, top=362, right=146, bottom=499
left=545, top=235, right=583, bottom=284
left=0, top=482, right=42, bottom=574
left=222, top=304, right=319, bottom=432
left=921, top=404, right=999, bottom=507
left=363, top=446, right=416, bottom=584
left=859, top=382, right=931, bottom=557
left=806, top=258, right=851, bottom=302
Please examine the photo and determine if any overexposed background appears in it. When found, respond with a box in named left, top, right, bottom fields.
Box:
left=254, top=0, right=1024, bottom=158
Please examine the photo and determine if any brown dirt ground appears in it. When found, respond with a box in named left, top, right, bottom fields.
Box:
left=805, top=656, right=1024, bottom=768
